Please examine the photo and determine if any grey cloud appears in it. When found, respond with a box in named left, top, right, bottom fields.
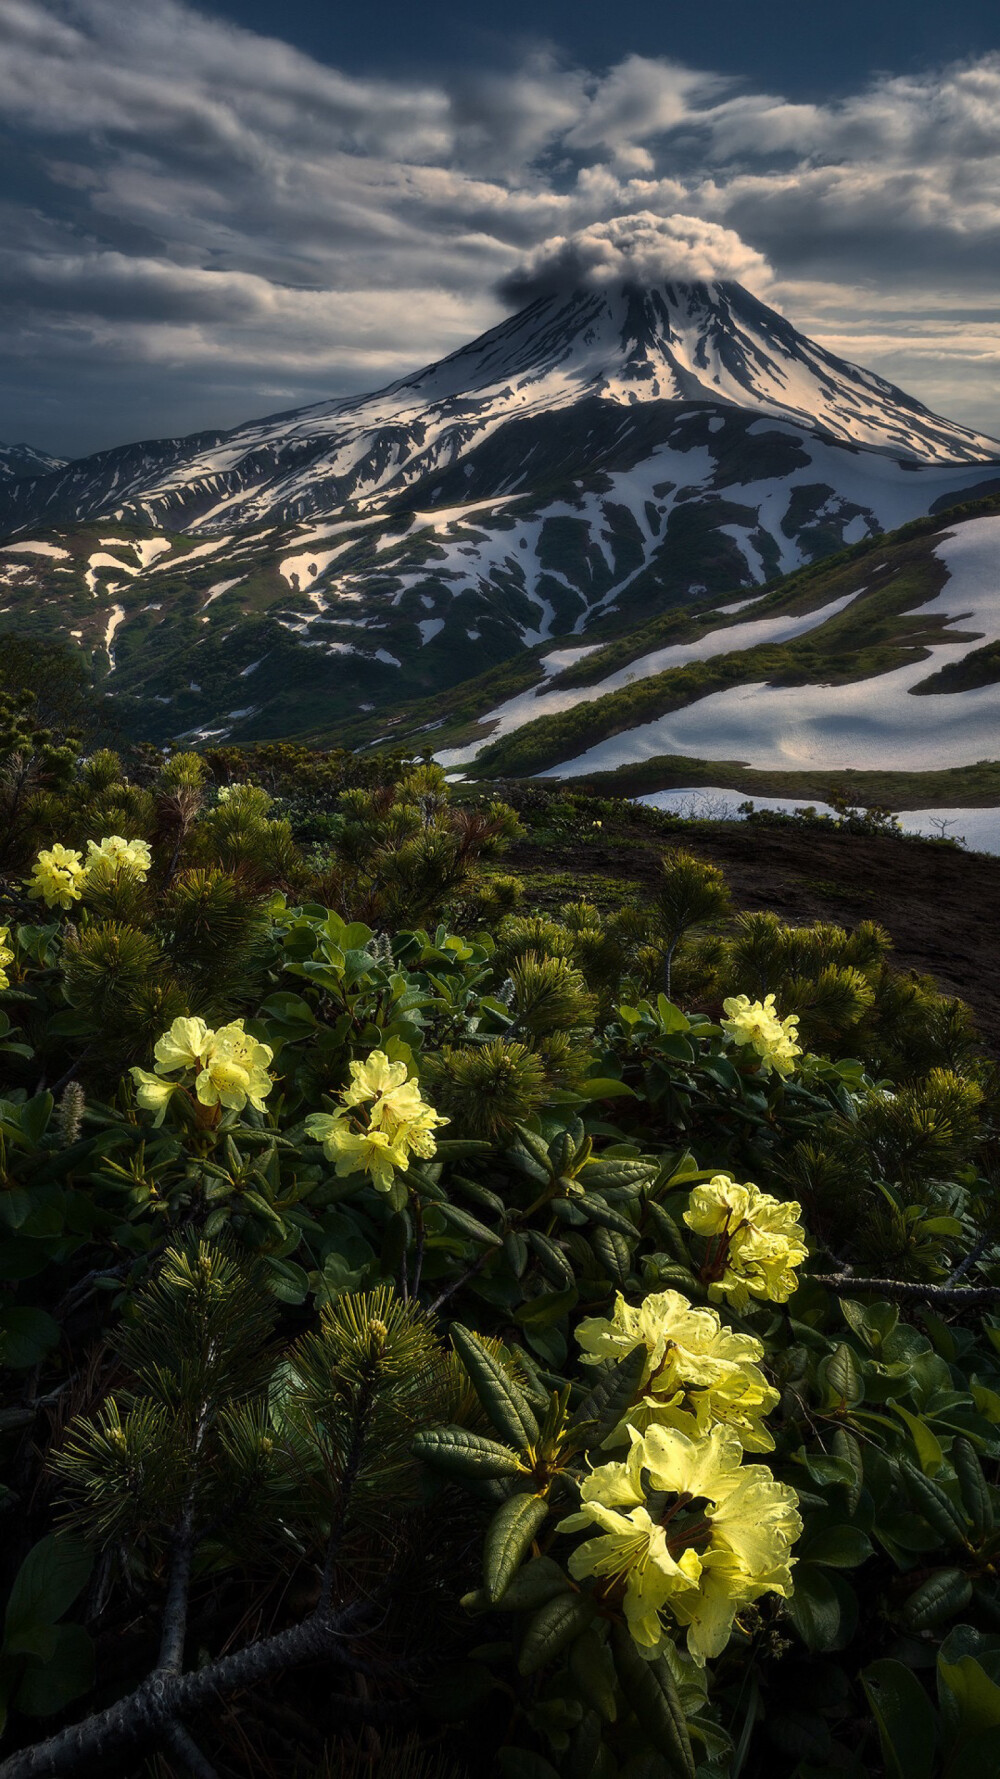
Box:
left=1, top=0, right=999, bottom=455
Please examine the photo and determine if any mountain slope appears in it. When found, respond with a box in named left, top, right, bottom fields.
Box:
left=0, top=441, right=66, bottom=481
left=414, top=499, right=1000, bottom=806
left=1, top=280, right=999, bottom=746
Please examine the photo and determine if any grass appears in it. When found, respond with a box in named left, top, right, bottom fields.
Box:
left=552, top=754, right=1000, bottom=810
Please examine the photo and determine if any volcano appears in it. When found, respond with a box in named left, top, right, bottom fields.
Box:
left=2, top=279, right=999, bottom=746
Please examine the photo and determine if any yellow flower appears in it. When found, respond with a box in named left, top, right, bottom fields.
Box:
left=85, top=835, right=152, bottom=881
left=576, top=1288, right=780, bottom=1452
left=684, top=1175, right=808, bottom=1311
left=559, top=1424, right=800, bottom=1664
left=0, top=925, right=13, bottom=991
left=306, top=1051, right=447, bottom=1190
left=342, top=1049, right=410, bottom=1108
left=305, top=1113, right=410, bottom=1193
left=26, top=844, right=85, bottom=910
left=721, top=993, right=801, bottom=1077
left=194, top=1021, right=275, bottom=1113
left=129, top=1068, right=177, bottom=1126
left=153, top=1016, right=213, bottom=1075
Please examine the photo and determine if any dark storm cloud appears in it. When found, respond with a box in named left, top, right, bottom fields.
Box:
left=1, top=0, right=999, bottom=455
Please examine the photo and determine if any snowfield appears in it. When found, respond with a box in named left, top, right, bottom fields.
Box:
left=535, top=516, right=1000, bottom=779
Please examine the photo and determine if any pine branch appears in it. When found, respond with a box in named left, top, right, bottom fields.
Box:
left=157, top=1400, right=210, bottom=1679
left=0, top=1601, right=368, bottom=1779
left=811, top=1273, right=1000, bottom=1305
left=161, top=1720, right=218, bottom=1779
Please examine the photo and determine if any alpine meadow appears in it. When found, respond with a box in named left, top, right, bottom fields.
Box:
left=2, top=4, right=1000, bottom=1777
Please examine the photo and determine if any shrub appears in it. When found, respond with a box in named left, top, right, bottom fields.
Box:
left=0, top=757, right=996, bottom=1778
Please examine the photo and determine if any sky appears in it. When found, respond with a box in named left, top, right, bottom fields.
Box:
left=3, top=0, right=1000, bottom=459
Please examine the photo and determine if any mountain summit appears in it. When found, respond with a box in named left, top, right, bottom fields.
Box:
left=1, top=280, right=996, bottom=542
left=370, top=279, right=997, bottom=464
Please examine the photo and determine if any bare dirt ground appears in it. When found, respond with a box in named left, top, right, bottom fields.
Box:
left=509, top=818, right=1000, bottom=1055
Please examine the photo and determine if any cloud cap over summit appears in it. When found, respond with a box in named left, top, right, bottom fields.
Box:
left=496, top=213, right=775, bottom=305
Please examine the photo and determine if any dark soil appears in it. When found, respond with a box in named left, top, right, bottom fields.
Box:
left=509, top=818, right=1000, bottom=1055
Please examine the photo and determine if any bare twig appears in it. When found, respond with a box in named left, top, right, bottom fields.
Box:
left=426, top=1248, right=491, bottom=1316
left=812, top=1272, right=1000, bottom=1306
left=945, top=1237, right=991, bottom=1288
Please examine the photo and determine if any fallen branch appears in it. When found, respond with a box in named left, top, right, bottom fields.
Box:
left=0, top=1601, right=366, bottom=1779
left=811, top=1273, right=1000, bottom=1307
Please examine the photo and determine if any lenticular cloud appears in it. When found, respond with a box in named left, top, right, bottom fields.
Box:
left=497, top=212, right=775, bottom=304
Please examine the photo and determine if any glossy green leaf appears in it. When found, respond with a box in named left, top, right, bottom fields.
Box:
left=611, top=1625, right=696, bottom=1778
left=451, top=1324, right=540, bottom=1450
left=484, top=1492, right=550, bottom=1604
left=518, top=1591, right=596, bottom=1676
left=861, top=1659, right=938, bottom=1779
left=413, top=1426, right=527, bottom=1479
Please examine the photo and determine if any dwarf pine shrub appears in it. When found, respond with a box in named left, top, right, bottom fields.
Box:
left=0, top=754, right=996, bottom=1777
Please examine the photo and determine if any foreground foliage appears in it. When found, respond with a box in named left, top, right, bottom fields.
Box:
left=0, top=746, right=998, bottom=1777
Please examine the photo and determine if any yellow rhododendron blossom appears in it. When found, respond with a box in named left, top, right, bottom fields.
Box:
left=306, top=1116, right=411, bottom=1194
left=132, top=1015, right=275, bottom=1122
left=153, top=1016, right=213, bottom=1075
left=721, top=993, right=801, bottom=1077
left=129, top=1068, right=177, bottom=1126
left=305, top=1049, right=448, bottom=1191
left=576, top=1288, right=780, bottom=1452
left=194, top=1022, right=275, bottom=1113
left=684, top=1175, right=808, bottom=1311
left=85, top=836, right=152, bottom=881
left=342, top=1050, right=410, bottom=1108
left=559, top=1423, right=800, bottom=1665
left=26, top=844, right=85, bottom=910
left=0, top=925, right=13, bottom=991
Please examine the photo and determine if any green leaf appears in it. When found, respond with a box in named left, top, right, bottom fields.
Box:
left=14, top=1624, right=94, bottom=1718
left=518, top=1592, right=596, bottom=1677
left=5, top=1536, right=93, bottom=1646
left=484, top=1493, right=551, bottom=1605
left=589, top=1225, right=633, bottom=1288
left=264, top=1257, right=309, bottom=1304
left=898, top=1461, right=969, bottom=1550
left=801, top=1524, right=873, bottom=1569
left=575, top=1195, right=638, bottom=1238
left=513, top=1288, right=578, bottom=1331
left=412, top=1426, right=527, bottom=1480
left=655, top=996, right=691, bottom=1034
left=570, top=1629, right=618, bottom=1724
left=438, top=1203, right=503, bottom=1248
left=569, top=1345, right=647, bottom=1452
left=953, top=1439, right=994, bottom=1540
left=611, top=1625, right=696, bottom=1778
left=784, top=1563, right=842, bottom=1651
left=470, top=1556, right=571, bottom=1616
left=938, top=1655, right=1000, bottom=1734
left=451, top=1325, right=540, bottom=1450
left=0, top=1307, right=60, bottom=1369
left=861, top=1659, right=938, bottom=1779
left=526, top=1230, right=574, bottom=1288
left=840, top=1297, right=899, bottom=1352
left=577, top=1078, right=636, bottom=1101
left=901, top=1569, right=973, bottom=1631
left=823, top=1342, right=864, bottom=1408
left=894, top=1405, right=946, bottom=1476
